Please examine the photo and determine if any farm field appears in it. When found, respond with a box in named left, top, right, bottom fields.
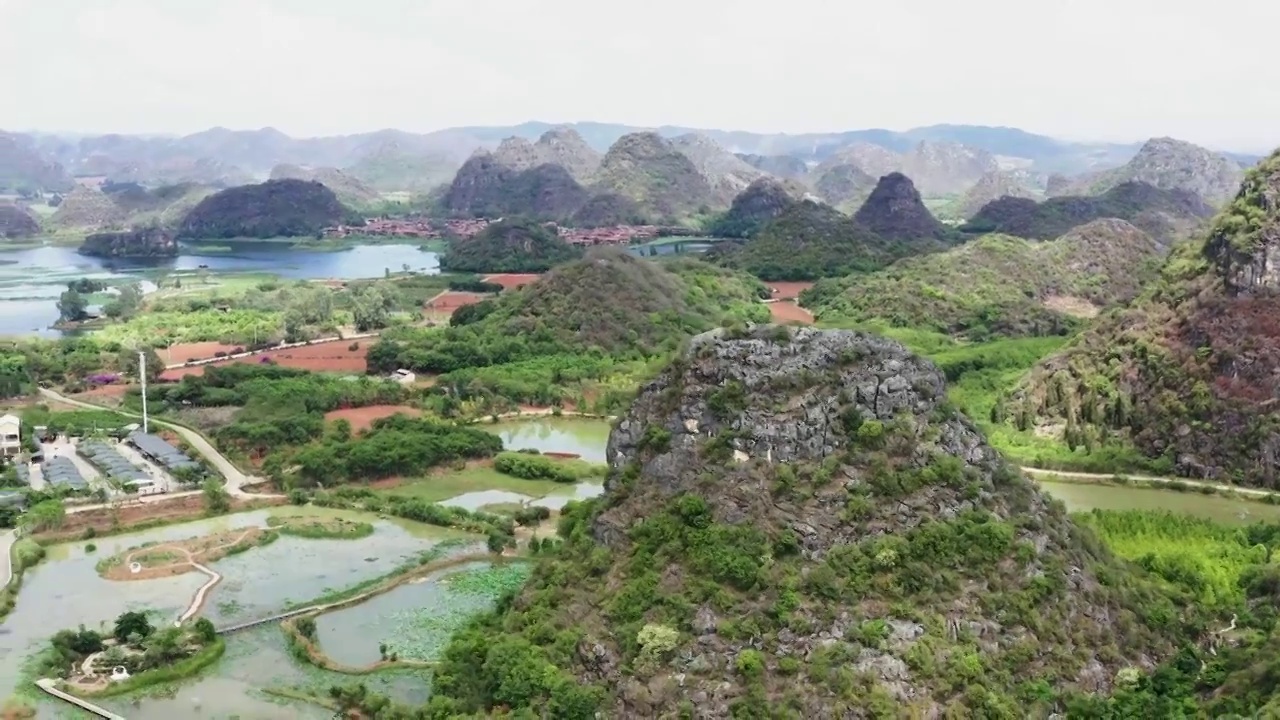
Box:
left=323, top=404, right=423, bottom=432
left=482, top=273, right=541, bottom=291
left=161, top=341, right=244, bottom=365
left=158, top=341, right=371, bottom=380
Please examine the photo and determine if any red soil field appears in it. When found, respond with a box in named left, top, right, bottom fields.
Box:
left=324, top=405, right=422, bottom=431
left=162, top=341, right=242, bottom=365
left=158, top=341, right=371, bottom=381
left=483, top=273, right=541, bottom=291
left=766, top=282, right=815, bottom=300
left=78, top=383, right=130, bottom=398
left=769, top=301, right=815, bottom=325
left=425, top=291, right=488, bottom=311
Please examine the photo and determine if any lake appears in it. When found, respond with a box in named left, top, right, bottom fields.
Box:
left=0, top=242, right=440, bottom=337
left=485, top=417, right=612, bottom=464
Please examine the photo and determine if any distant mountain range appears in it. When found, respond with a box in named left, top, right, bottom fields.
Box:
left=1, top=123, right=1263, bottom=198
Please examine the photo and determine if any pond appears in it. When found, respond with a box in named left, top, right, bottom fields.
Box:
left=440, top=482, right=605, bottom=513
left=1037, top=479, right=1280, bottom=526
left=0, top=242, right=440, bottom=337
left=483, top=417, right=612, bottom=464
left=312, top=561, right=524, bottom=668
left=0, top=506, right=468, bottom=717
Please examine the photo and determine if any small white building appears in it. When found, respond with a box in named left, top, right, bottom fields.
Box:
left=0, top=414, right=20, bottom=458
left=391, top=369, right=416, bottom=385
left=126, top=478, right=165, bottom=496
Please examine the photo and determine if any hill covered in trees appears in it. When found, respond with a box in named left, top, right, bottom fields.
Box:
left=997, top=151, right=1280, bottom=486
left=805, top=219, right=1162, bottom=338
left=0, top=203, right=39, bottom=238
left=962, top=181, right=1214, bottom=247
left=439, top=218, right=582, bottom=273
left=176, top=179, right=353, bottom=239
left=367, top=249, right=768, bottom=376
left=443, top=154, right=590, bottom=220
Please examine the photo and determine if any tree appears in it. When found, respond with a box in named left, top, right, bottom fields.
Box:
left=56, top=289, right=88, bottom=323
left=193, top=617, right=217, bottom=643
left=351, top=286, right=395, bottom=332
left=22, top=499, right=65, bottom=532
left=103, top=283, right=142, bottom=320
left=202, top=478, right=231, bottom=514
left=113, top=610, right=154, bottom=644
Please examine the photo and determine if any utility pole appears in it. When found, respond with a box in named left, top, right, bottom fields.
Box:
left=139, top=351, right=149, bottom=435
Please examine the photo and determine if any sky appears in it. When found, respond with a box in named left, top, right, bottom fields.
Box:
left=3, top=0, right=1278, bottom=152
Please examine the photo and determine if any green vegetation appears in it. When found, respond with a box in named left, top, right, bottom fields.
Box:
left=266, top=515, right=375, bottom=540
left=710, top=201, right=891, bottom=280
left=992, top=151, right=1280, bottom=486
left=368, top=251, right=767, bottom=413
left=493, top=451, right=605, bottom=483
left=311, top=486, right=514, bottom=539
left=439, top=218, right=582, bottom=273
left=0, top=539, right=45, bottom=621
left=805, top=222, right=1161, bottom=340
left=177, top=179, right=357, bottom=240
left=369, top=465, right=571, bottom=504
left=960, top=181, right=1213, bottom=243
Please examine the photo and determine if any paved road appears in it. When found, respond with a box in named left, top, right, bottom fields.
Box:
left=0, top=529, right=15, bottom=589
left=39, top=388, right=277, bottom=499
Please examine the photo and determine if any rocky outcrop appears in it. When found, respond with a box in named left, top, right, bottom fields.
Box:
left=670, top=134, right=766, bottom=207
left=0, top=203, right=40, bottom=238
left=1063, top=137, right=1244, bottom=206
left=0, top=132, right=73, bottom=192
left=813, top=163, right=877, bottom=209
left=569, top=192, right=645, bottom=227
left=493, top=128, right=602, bottom=184
left=444, top=152, right=590, bottom=220
left=852, top=172, right=947, bottom=241
left=591, top=132, right=718, bottom=221
left=268, top=164, right=380, bottom=207
left=1004, top=150, right=1280, bottom=485
left=813, top=142, right=901, bottom=180
left=734, top=153, right=809, bottom=179
left=901, top=140, right=1000, bottom=196
left=956, top=170, right=1041, bottom=220
left=429, top=324, right=1182, bottom=717
left=78, top=227, right=177, bottom=258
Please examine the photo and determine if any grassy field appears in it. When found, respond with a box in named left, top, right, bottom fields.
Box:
left=373, top=465, right=575, bottom=503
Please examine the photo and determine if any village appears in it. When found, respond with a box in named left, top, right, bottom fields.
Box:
left=322, top=216, right=696, bottom=246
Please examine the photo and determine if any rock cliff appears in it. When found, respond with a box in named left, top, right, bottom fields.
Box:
left=428, top=325, right=1181, bottom=718
left=444, top=152, right=590, bottom=220
left=78, top=227, right=177, bottom=258
left=900, top=140, right=1000, bottom=196
left=813, top=163, right=877, bottom=210
left=1064, top=137, right=1244, bottom=206
left=670, top=134, right=767, bottom=207
left=591, top=132, right=719, bottom=221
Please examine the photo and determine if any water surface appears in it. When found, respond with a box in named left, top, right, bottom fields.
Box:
left=484, top=417, right=611, bottom=463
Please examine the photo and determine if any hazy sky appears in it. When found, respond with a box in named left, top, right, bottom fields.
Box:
left=3, top=0, right=1278, bottom=152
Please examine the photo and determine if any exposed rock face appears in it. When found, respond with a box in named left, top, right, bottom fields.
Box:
left=710, top=178, right=799, bottom=237
left=431, top=324, right=1180, bottom=717
left=670, top=134, right=766, bottom=206
left=444, top=153, right=589, bottom=220
left=78, top=227, right=177, bottom=258
left=268, top=164, right=380, bottom=207
left=813, top=163, right=877, bottom=209
left=1065, top=137, right=1244, bottom=206
left=963, top=181, right=1214, bottom=248
left=1006, top=150, right=1280, bottom=485
left=50, top=185, right=126, bottom=229
left=492, top=128, right=602, bottom=184
left=813, top=142, right=901, bottom=180
left=592, top=132, right=718, bottom=220
left=176, top=179, right=348, bottom=239
left=734, top=153, right=809, bottom=179
left=956, top=170, right=1041, bottom=220
left=852, top=172, right=947, bottom=240
left=900, top=140, right=1000, bottom=196
left=0, top=203, right=40, bottom=238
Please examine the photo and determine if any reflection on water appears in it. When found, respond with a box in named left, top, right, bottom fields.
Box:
left=440, top=483, right=604, bottom=512
left=1038, top=479, right=1280, bottom=525
left=0, top=243, right=440, bottom=337
left=485, top=418, right=612, bottom=464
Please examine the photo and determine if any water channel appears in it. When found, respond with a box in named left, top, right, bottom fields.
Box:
left=6, top=417, right=1280, bottom=717
left=0, top=242, right=441, bottom=337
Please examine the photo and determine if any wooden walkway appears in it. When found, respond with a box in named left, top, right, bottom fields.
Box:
left=34, top=679, right=126, bottom=719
